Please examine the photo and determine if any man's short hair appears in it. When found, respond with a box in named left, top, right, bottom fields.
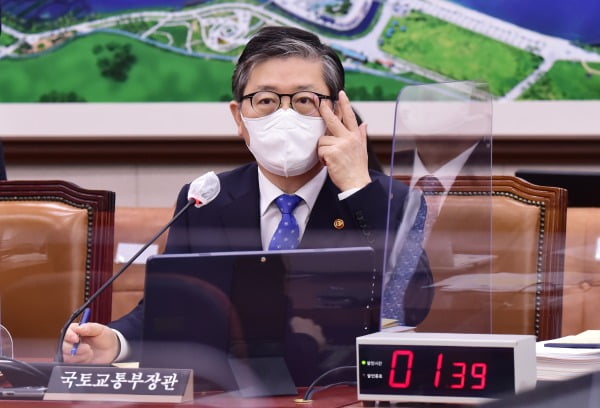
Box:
left=232, top=26, right=344, bottom=101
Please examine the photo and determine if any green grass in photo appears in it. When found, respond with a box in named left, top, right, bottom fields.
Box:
left=0, top=32, right=235, bottom=102
left=520, top=61, right=600, bottom=100
left=249, top=16, right=262, bottom=27
left=345, top=71, right=431, bottom=101
left=190, top=20, right=204, bottom=46
left=156, top=25, right=190, bottom=48
left=380, top=12, right=542, bottom=96
left=190, top=38, right=244, bottom=57
left=0, top=33, right=18, bottom=47
left=148, top=32, right=171, bottom=45
left=114, top=19, right=157, bottom=35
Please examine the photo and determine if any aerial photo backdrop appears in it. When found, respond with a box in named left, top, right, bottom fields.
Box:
left=1, top=0, right=599, bottom=103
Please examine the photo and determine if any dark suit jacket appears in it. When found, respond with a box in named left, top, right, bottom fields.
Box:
left=110, top=163, right=432, bottom=340
left=0, top=142, right=6, bottom=181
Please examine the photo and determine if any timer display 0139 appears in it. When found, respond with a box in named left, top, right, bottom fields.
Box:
left=356, top=332, right=536, bottom=405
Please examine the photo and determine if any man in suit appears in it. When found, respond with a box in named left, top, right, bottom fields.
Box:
left=62, top=26, right=433, bottom=368
left=393, top=80, right=492, bottom=194
left=390, top=85, right=493, bottom=333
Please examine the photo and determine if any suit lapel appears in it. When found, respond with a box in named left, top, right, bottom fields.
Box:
left=212, top=169, right=357, bottom=251
left=300, top=177, right=349, bottom=249
left=219, top=167, right=262, bottom=251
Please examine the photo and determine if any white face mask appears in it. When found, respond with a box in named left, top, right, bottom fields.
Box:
left=242, top=109, right=326, bottom=177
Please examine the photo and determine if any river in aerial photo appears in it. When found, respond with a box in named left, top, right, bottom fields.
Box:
left=450, top=0, right=600, bottom=45
left=4, top=0, right=600, bottom=45
left=91, top=0, right=600, bottom=45
left=2, top=0, right=199, bottom=22
left=88, top=0, right=201, bottom=12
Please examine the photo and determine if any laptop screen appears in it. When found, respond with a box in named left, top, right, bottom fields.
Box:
left=140, top=247, right=377, bottom=392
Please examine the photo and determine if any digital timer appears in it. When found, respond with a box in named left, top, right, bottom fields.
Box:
left=356, top=332, right=536, bottom=405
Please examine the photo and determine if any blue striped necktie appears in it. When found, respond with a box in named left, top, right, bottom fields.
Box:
left=416, top=175, right=443, bottom=239
left=269, top=194, right=302, bottom=251
left=382, top=194, right=427, bottom=323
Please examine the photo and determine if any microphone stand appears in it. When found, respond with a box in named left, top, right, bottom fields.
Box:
left=55, top=198, right=196, bottom=363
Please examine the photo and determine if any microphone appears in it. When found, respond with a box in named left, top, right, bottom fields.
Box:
left=54, top=171, right=221, bottom=362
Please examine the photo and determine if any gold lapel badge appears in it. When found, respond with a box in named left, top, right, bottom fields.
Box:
left=333, top=218, right=345, bottom=230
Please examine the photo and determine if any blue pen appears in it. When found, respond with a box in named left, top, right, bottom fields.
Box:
left=71, top=307, right=91, bottom=356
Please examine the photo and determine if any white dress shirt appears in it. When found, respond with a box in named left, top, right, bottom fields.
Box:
left=259, top=166, right=327, bottom=250
left=410, top=143, right=478, bottom=194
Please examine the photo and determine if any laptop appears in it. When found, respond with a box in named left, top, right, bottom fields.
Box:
left=140, top=247, right=377, bottom=395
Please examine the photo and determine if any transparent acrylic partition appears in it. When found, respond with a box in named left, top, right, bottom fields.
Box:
left=383, top=81, right=494, bottom=334
left=0, top=299, right=14, bottom=359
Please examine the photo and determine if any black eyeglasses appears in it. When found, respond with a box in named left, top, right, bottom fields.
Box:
left=241, top=91, right=333, bottom=117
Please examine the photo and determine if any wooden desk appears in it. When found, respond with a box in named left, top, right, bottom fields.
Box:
left=2, top=358, right=360, bottom=407
left=0, top=386, right=359, bottom=407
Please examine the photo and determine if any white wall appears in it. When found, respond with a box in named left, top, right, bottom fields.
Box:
left=6, top=163, right=234, bottom=207
left=4, top=100, right=599, bottom=207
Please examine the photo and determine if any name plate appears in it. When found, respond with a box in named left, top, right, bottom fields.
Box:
left=43, top=366, right=193, bottom=403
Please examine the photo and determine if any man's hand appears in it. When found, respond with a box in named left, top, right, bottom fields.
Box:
left=318, top=90, right=372, bottom=192
left=62, top=322, right=120, bottom=364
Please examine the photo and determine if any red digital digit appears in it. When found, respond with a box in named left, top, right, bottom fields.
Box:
left=471, top=363, right=488, bottom=389
left=450, top=362, right=467, bottom=389
left=433, top=353, right=443, bottom=388
left=388, top=350, right=414, bottom=388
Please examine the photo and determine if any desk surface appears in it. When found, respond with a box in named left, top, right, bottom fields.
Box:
left=0, top=386, right=359, bottom=408
left=4, top=358, right=360, bottom=407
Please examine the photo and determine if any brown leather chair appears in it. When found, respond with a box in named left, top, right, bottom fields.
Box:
left=394, top=175, right=567, bottom=340
left=111, top=207, right=173, bottom=320
left=562, top=207, right=600, bottom=335
left=0, top=180, right=115, bottom=357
